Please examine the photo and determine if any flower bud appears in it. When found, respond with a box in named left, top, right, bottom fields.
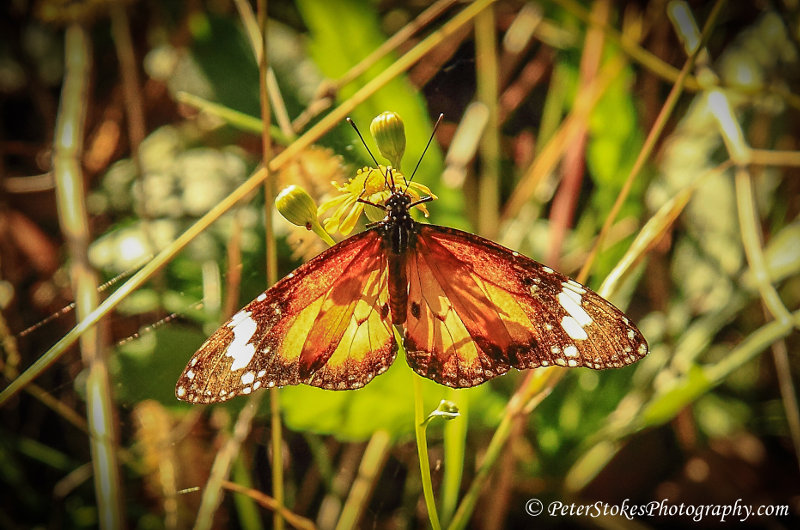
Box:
left=422, top=399, right=461, bottom=427
left=370, top=111, right=406, bottom=170
left=433, top=399, right=460, bottom=420
left=275, top=185, right=318, bottom=229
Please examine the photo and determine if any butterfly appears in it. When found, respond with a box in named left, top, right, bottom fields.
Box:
left=175, top=125, right=648, bottom=404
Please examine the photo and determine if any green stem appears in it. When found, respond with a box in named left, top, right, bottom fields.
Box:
left=176, top=91, right=291, bottom=143
left=54, top=24, right=124, bottom=530
left=414, top=372, right=442, bottom=530
left=311, top=220, right=337, bottom=247
left=440, top=388, right=466, bottom=527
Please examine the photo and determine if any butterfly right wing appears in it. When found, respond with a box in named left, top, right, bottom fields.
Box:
left=176, top=229, right=396, bottom=404
left=402, top=225, right=648, bottom=388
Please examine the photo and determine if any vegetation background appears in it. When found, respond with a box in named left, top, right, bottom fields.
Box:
left=1, top=0, right=798, bottom=528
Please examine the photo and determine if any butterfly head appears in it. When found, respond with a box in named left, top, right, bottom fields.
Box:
left=383, top=189, right=414, bottom=221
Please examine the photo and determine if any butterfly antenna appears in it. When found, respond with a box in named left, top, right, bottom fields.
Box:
left=348, top=117, right=395, bottom=199
left=347, top=117, right=387, bottom=180
left=407, top=113, right=444, bottom=190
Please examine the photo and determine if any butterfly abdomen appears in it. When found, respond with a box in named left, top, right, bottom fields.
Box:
left=387, top=252, right=407, bottom=325
left=378, top=191, right=420, bottom=325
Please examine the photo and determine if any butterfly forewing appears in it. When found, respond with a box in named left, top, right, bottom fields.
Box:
left=402, top=226, right=648, bottom=388
left=175, top=230, right=396, bottom=403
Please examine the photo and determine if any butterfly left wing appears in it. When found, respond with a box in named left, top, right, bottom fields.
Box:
left=403, top=225, right=648, bottom=388
left=176, top=229, right=396, bottom=404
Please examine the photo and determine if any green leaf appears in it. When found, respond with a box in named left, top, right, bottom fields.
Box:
left=280, top=355, right=504, bottom=441
left=189, top=12, right=260, bottom=117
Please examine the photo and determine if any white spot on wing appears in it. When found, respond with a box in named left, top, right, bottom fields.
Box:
left=560, top=288, right=582, bottom=306
left=561, top=316, right=589, bottom=340
left=543, top=266, right=554, bottom=274
left=256, top=292, right=267, bottom=302
left=557, top=292, right=593, bottom=327
left=241, top=371, right=255, bottom=385
left=176, top=386, right=186, bottom=397
left=186, top=370, right=195, bottom=380
left=226, top=310, right=257, bottom=370
left=564, top=345, right=578, bottom=357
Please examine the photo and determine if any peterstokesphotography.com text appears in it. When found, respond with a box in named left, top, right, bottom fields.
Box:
left=524, top=497, right=790, bottom=523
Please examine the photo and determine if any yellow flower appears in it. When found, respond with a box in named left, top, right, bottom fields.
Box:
left=318, top=166, right=437, bottom=235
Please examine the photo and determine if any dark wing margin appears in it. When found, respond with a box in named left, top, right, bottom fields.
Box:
left=402, top=225, right=648, bottom=388
left=175, top=229, right=396, bottom=403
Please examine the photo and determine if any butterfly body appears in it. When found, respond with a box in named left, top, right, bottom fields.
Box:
left=375, top=191, right=417, bottom=325
left=176, top=188, right=648, bottom=404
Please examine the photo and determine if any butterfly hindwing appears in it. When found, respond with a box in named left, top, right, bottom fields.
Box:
left=175, top=230, right=396, bottom=403
left=402, top=225, right=648, bottom=388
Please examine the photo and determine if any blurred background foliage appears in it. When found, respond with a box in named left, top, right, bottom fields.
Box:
left=1, top=0, right=799, bottom=528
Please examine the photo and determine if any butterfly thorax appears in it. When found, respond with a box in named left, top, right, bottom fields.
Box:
left=377, top=191, right=419, bottom=254
left=376, top=191, right=418, bottom=325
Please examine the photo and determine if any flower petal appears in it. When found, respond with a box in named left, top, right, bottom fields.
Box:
left=339, top=203, right=365, bottom=235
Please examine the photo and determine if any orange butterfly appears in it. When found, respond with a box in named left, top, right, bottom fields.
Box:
left=176, top=122, right=648, bottom=404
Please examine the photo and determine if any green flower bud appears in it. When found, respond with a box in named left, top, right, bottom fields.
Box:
left=275, top=185, right=319, bottom=229
left=422, top=399, right=461, bottom=427
left=370, top=111, right=406, bottom=170
left=276, top=185, right=336, bottom=247
left=434, top=399, right=460, bottom=420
